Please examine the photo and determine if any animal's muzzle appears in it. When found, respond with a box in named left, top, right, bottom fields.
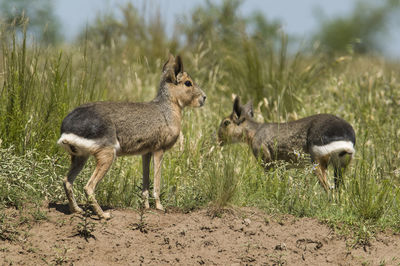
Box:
left=199, top=95, right=207, bottom=106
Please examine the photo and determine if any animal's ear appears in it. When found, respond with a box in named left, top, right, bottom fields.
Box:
left=162, top=54, right=175, bottom=71
left=243, top=100, right=254, bottom=118
left=174, top=55, right=184, bottom=75
left=162, top=54, right=181, bottom=83
left=232, top=96, right=241, bottom=120
left=232, top=96, right=246, bottom=124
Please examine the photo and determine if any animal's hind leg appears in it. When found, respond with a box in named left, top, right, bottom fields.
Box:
left=64, top=155, right=89, bottom=214
left=333, top=152, right=352, bottom=189
left=334, top=167, right=343, bottom=190
left=84, top=147, right=115, bottom=219
left=314, top=157, right=330, bottom=192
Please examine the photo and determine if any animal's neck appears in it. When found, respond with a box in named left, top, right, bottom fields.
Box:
left=169, top=101, right=183, bottom=124
left=155, top=81, right=184, bottom=110
left=156, top=97, right=183, bottom=133
left=154, top=82, right=169, bottom=102
left=243, top=120, right=260, bottom=145
left=153, top=81, right=184, bottom=135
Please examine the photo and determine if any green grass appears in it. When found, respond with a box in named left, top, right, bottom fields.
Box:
left=1, top=5, right=400, bottom=244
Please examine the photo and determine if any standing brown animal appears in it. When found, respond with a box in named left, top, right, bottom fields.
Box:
left=218, top=96, right=355, bottom=192
left=58, top=55, right=206, bottom=219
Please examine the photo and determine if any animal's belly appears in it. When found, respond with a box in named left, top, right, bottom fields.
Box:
left=116, top=129, right=180, bottom=156
left=266, top=144, right=309, bottom=165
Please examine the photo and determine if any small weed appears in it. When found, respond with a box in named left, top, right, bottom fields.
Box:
left=30, top=208, right=48, bottom=221
left=349, top=223, right=374, bottom=251
left=53, top=247, right=71, bottom=265
left=0, top=247, right=9, bottom=252
left=0, top=213, right=19, bottom=241
left=206, top=205, right=235, bottom=219
left=56, top=218, right=67, bottom=227
left=73, top=204, right=96, bottom=242
left=27, top=246, right=37, bottom=253
left=269, top=252, right=287, bottom=266
left=131, top=194, right=148, bottom=233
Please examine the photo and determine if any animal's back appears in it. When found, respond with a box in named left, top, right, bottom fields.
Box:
left=252, top=114, right=355, bottom=162
left=102, top=101, right=180, bottom=154
left=306, top=114, right=356, bottom=146
left=252, top=116, right=315, bottom=159
left=59, top=101, right=180, bottom=156
left=60, top=102, right=114, bottom=140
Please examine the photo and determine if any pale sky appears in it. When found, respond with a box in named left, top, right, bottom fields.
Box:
left=54, top=0, right=400, bottom=58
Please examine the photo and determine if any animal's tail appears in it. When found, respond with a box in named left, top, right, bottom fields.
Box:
left=312, top=140, right=355, bottom=169
left=57, top=133, right=90, bottom=156
left=312, top=140, right=355, bottom=157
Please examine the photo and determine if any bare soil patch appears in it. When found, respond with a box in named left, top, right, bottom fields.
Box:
left=1, top=205, right=399, bottom=265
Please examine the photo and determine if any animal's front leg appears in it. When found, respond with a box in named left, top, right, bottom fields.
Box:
left=153, top=150, right=164, bottom=211
left=142, top=153, right=151, bottom=209
left=255, top=144, right=272, bottom=169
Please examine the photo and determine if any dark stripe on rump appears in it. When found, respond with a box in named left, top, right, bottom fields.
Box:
left=61, top=106, right=111, bottom=139
left=308, top=117, right=356, bottom=146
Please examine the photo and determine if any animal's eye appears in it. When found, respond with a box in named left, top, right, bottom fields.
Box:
left=184, top=81, right=192, bottom=87
left=224, top=120, right=231, bottom=126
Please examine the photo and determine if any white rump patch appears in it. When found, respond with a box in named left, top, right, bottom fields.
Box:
left=57, top=133, right=120, bottom=156
left=311, top=140, right=355, bottom=157
left=57, top=133, right=100, bottom=156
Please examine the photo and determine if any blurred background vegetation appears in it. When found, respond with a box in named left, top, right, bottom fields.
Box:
left=1, top=0, right=400, bottom=238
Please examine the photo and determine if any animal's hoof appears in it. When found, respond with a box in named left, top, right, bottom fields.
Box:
left=101, top=212, right=112, bottom=220
left=70, top=206, right=84, bottom=214
left=156, top=203, right=164, bottom=211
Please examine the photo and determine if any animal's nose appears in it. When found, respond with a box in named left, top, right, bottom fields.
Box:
left=199, top=95, right=206, bottom=107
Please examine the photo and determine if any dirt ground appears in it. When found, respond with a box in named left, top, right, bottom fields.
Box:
left=1, top=204, right=399, bottom=265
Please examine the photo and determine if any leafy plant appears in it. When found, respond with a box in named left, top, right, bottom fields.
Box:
left=73, top=204, right=96, bottom=242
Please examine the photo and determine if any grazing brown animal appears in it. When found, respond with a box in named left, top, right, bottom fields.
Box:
left=58, top=55, right=206, bottom=219
left=218, top=96, right=355, bottom=192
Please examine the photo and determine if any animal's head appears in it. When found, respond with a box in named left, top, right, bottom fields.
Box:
left=218, top=96, right=254, bottom=146
left=161, top=55, right=206, bottom=108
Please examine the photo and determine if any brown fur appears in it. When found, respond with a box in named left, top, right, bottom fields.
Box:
left=218, top=96, right=355, bottom=193
left=58, top=55, right=206, bottom=219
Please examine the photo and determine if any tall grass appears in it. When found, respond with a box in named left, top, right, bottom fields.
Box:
left=0, top=1, right=400, bottom=237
